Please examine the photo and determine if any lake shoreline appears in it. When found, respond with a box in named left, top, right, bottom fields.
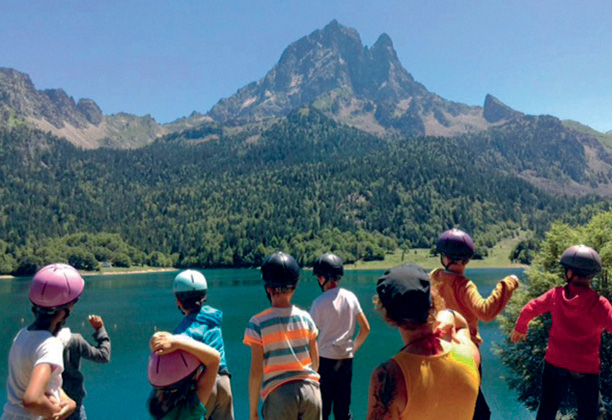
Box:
left=0, top=262, right=528, bottom=280
left=0, top=267, right=178, bottom=280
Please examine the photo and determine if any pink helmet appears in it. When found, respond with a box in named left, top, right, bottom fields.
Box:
left=29, top=263, right=85, bottom=309
left=148, top=349, right=201, bottom=388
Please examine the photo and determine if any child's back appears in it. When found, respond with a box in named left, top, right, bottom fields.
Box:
left=431, top=229, right=518, bottom=420
left=174, top=305, right=228, bottom=375
left=172, top=270, right=233, bottom=420
left=430, top=267, right=518, bottom=344
left=244, top=305, right=319, bottom=399
left=244, top=252, right=322, bottom=420
left=311, top=287, right=362, bottom=358
left=511, top=245, right=611, bottom=420
left=431, top=229, right=519, bottom=344
left=59, top=315, right=111, bottom=419
left=310, top=252, right=370, bottom=420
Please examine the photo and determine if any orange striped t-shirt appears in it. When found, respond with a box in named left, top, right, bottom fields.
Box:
left=244, top=306, right=319, bottom=399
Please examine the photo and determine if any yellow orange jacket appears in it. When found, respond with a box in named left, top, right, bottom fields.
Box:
left=429, top=268, right=519, bottom=345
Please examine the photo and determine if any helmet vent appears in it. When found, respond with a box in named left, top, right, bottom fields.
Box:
left=156, top=355, right=161, bottom=374
left=40, top=281, right=48, bottom=296
left=63, top=272, right=71, bottom=294
left=180, top=352, right=189, bottom=368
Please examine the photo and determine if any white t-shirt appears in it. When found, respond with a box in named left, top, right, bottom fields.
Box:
left=310, top=287, right=363, bottom=359
left=2, top=328, right=64, bottom=419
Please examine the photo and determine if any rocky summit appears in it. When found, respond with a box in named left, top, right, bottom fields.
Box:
left=207, top=20, right=511, bottom=137
left=0, top=68, right=166, bottom=149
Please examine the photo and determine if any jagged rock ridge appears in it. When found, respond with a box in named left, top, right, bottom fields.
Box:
left=208, top=20, right=506, bottom=137
left=0, top=68, right=166, bottom=148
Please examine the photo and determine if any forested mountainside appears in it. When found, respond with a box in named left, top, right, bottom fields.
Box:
left=0, top=108, right=606, bottom=274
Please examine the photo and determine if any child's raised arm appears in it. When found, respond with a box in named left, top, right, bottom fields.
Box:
left=73, top=314, right=111, bottom=364
left=512, top=288, right=556, bottom=341
left=461, top=275, right=520, bottom=322
left=150, top=332, right=220, bottom=367
left=150, top=332, right=220, bottom=405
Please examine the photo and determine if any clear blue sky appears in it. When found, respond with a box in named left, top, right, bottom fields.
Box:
left=2, top=0, right=611, bottom=132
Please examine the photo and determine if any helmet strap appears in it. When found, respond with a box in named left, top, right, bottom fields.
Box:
left=318, top=276, right=332, bottom=292
left=441, top=255, right=452, bottom=270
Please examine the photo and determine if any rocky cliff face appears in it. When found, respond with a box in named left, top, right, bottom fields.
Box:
left=483, top=94, right=523, bottom=123
left=0, top=68, right=165, bottom=148
left=207, top=20, right=503, bottom=137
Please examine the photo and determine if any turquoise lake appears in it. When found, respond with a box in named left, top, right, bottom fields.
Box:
left=0, top=268, right=532, bottom=419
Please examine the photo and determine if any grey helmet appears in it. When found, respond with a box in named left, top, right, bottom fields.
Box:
left=560, top=245, right=602, bottom=277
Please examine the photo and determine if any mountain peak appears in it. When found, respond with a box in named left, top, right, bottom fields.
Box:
left=373, top=33, right=393, bottom=49
left=483, top=94, right=522, bottom=123
left=206, top=22, right=486, bottom=137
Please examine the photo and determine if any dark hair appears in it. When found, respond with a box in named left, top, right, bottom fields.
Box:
left=176, top=291, right=207, bottom=312
left=147, top=372, right=200, bottom=420
left=31, top=305, right=66, bottom=332
left=373, top=291, right=444, bottom=331
left=267, top=285, right=296, bottom=294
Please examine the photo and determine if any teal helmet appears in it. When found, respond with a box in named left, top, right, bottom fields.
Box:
left=173, top=270, right=208, bottom=296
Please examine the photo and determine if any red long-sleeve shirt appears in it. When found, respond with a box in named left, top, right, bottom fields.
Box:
left=515, top=285, right=612, bottom=374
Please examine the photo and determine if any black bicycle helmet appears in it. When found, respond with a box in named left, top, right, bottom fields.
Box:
left=436, top=229, right=476, bottom=261
left=261, top=252, right=300, bottom=287
left=560, top=245, right=602, bottom=277
left=313, top=253, right=344, bottom=278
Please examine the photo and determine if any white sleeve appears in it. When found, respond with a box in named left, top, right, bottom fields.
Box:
left=351, top=292, right=363, bottom=316
left=35, top=337, right=64, bottom=373
left=310, top=301, right=321, bottom=328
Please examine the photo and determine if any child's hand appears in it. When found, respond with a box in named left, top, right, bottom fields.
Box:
left=50, top=400, right=75, bottom=420
left=50, top=399, right=76, bottom=420
left=150, top=332, right=177, bottom=355
left=510, top=328, right=526, bottom=343
left=506, top=275, right=520, bottom=290
left=88, top=315, right=104, bottom=331
left=435, top=310, right=457, bottom=342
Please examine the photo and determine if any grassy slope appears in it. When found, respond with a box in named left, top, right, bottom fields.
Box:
left=345, top=235, right=527, bottom=270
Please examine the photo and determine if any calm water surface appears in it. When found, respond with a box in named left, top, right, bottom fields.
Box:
left=0, top=268, right=532, bottom=419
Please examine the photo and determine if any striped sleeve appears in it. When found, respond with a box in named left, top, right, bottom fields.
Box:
left=306, top=312, right=318, bottom=339
left=244, top=316, right=263, bottom=347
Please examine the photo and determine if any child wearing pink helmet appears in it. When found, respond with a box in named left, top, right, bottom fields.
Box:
left=147, top=332, right=220, bottom=420
left=1, top=263, right=84, bottom=420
